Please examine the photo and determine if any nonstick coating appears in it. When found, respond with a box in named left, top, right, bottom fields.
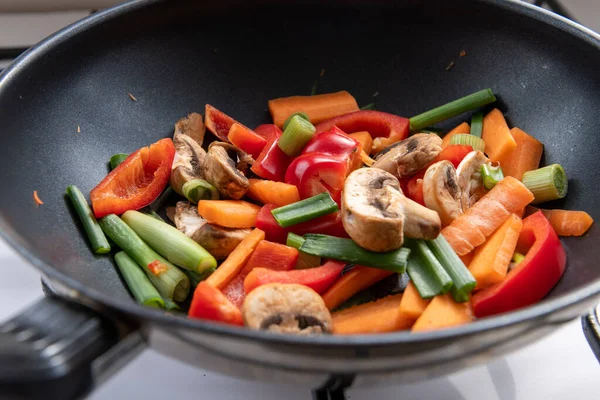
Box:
left=1, top=0, right=600, bottom=346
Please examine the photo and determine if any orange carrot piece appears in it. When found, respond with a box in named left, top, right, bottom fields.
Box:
left=441, top=122, right=470, bottom=148
left=469, top=214, right=523, bottom=289
left=321, top=266, right=394, bottom=310
left=197, top=200, right=261, bottom=228
left=502, top=127, right=543, bottom=180
left=33, top=190, right=44, bottom=205
left=398, top=281, right=431, bottom=322
left=332, top=294, right=413, bottom=335
left=441, top=176, right=534, bottom=255
left=533, top=208, right=593, bottom=237
left=411, top=294, right=473, bottom=332
left=459, top=252, right=473, bottom=267
left=205, top=228, right=265, bottom=289
left=481, top=109, right=517, bottom=165
left=349, top=131, right=374, bottom=155
left=246, top=179, right=301, bottom=207
left=268, top=91, right=359, bottom=128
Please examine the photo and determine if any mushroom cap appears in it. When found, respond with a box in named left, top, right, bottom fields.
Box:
left=242, top=283, right=332, bottom=334
left=171, top=113, right=207, bottom=195
left=456, top=151, right=489, bottom=211
left=203, top=142, right=250, bottom=199
left=423, top=160, right=463, bottom=226
left=372, top=133, right=442, bottom=179
left=342, top=168, right=406, bottom=252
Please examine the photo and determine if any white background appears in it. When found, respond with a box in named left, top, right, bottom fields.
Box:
left=1, top=1, right=600, bottom=399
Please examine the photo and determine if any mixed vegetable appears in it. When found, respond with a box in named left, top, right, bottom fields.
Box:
left=65, top=88, right=594, bottom=335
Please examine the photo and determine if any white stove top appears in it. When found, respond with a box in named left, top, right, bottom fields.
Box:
left=1, top=2, right=600, bottom=398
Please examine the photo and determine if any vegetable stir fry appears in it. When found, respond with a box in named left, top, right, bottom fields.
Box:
left=66, top=89, right=594, bottom=335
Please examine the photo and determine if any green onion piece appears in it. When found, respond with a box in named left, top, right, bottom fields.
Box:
left=470, top=111, right=484, bottom=138
left=512, top=252, right=526, bottom=265
left=182, top=179, right=219, bottom=203
left=360, top=102, right=376, bottom=110
left=481, top=163, right=505, bottom=190
left=122, top=210, right=217, bottom=273
left=521, top=164, right=568, bottom=204
left=109, top=153, right=129, bottom=170
left=65, top=185, right=111, bottom=254
left=162, top=298, right=181, bottom=312
left=278, top=114, right=317, bottom=156
left=426, top=236, right=476, bottom=302
left=409, top=89, right=496, bottom=132
left=185, top=268, right=216, bottom=288
left=147, top=210, right=164, bottom=222
left=283, top=112, right=310, bottom=131
left=99, top=214, right=190, bottom=301
left=286, top=232, right=322, bottom=269
left=420, top=127, right=444, bottom=134
left=272, top=192, right=338, bottom=228
left=449, top=133, right=486, bottom=152
left=299, top=234, right=410, bottom=273
left=114, top=251, right=165, bottom=308
left=405, top=239, right=453, bottom=299
left=311, top=80, right=318, bottom=96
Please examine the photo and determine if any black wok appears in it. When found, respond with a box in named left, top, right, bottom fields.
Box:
left=2, top=0, right=600, bottom=398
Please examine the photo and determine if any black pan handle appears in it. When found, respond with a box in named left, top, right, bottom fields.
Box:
left=0, top=295, right=144, bottom=400
left=582, top=305, right=600, bottom=363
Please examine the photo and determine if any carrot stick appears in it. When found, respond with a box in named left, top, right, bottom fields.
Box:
left=468, top=214, right=523, bottom=289
left=33, top=190, right=44, bottom=205
left=411, top=293, right=473, bottom=332
left=398, top=281, right=431, bottom=321
left=321, top=266, right=394, bottom=310
left=332, top=294, right=413, bottom=335
left=441, top=176, right=534, bottom=255
left=441, top=122, right=470, bottom=148
left=268, top=91, right=359, bottom=128
left=205, top=228, right=265, bottom=289
left=246, top=179, right=301, bottom=207
left=197, top=200, right=261, bottom=228
left=501, top=127, right=543, bottom=180
left=481, top=108, right=517, bottom=165
left=527, top=207, right=593, bottom=237
left=348, top=131, right=374, bottom=155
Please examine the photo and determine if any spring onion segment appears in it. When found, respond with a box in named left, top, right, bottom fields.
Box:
left=470, top=111, right=484, bottom=138
left=147, top=210, right=164, bottom=222
left=283, top=112, right=310, bottom=131
left=109, top=153, right=129, bottom=170
left=182, top=179, right=219, bottom=203
left=278, top=114, right=316, bottom=156
left=65, top=185, right=111, bottom=254
left=512, top=252, right=526, bottom=265
left=409, top=89, right=496, bottom=132
left=299, top=234, right=410, bottom=273
left=360, top=103, right=376, bottom=110
left=272, top=192, right=339, bottom=228
left=185, top=268, right=216, bottom=288
left=521, top=164, right=568, bottom=204
left=405, top=239, right=453, bottom=299
left=450, top=133, right=486, bottom=153
left=122, top=210, right=217, bottom=273
left=99, top=214, right=190, bottom=301
left=426, top=236, right=476, bottom=302
left=162, top=298, right=181, bottom=311
left=114, top=251, right=165, bottom=308
left=286, top=232, right=322, bottom=269
left=481, top=163, right=505, bottom=190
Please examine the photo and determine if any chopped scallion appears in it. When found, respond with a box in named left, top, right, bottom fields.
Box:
left=278, top=114, right=317, bottom=156
left=109, top=153, right=129, bottom=170
left=65, top=185, right=111, bottom=254
left=182, top=179, right=219, bottom=203
left=162, top=298, right=181, bottom=312
left=405, top=239, right=453, bottom=299
left=470, top=111, right=484, bottom=138
left=283, top=112, right=310, bottom=131
left=481, top=163, right=505, bottom=190
left=147, top=210, right=164, bottom=222
left=186, top=268, right=216, bottom=288
left=114, top=251, right=165, bottom=308
left=360, top=102, right=376, bottom=110
left=512, top=252, right=526, bottom=264
left=272, top=192, right=338, bottom=228
left=449, top=133, right=486, bottom=153
left=286, top=232, right=322, bottom=269
left=521, top=164, right=568, bottom=204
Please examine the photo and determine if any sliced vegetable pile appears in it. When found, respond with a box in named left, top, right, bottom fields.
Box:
left=66, top=88, right=593, bottom=335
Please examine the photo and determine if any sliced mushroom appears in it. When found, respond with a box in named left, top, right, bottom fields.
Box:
left=203, top=142, right=250, bottom=199
left=341, top=168, right=441, bottom=252
left=173, top=201, right=250, bottom=260
left=423, top=160, right=463, bottom=226
left=171, top=113, right=207, bottom=196
left=456, top=151, right=489, bottom=211
left=242, top=283, right=332, bottom=335
left=372, top=133, right=442, bottom=179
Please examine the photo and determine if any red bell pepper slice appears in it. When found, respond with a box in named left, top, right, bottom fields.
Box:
left=188, top=281, right=244, bottom=326
left=204, top=104, right=237, bottom=142
left=244, top=260, right=346, bottom=294
left=221, top=240, right=299, bottom=307
left=406, top=177, right=425, bottom=206
left=228, top=123, right=267, bottom=159
left=314, top=110, right=410, bottom=154
left=250, top=125, right=291, bottom=182
left=90, top=138, right=175, bottom=218
left=285, top=154, right=348, bottom=203
left=303, top=126, right=362, bottom=164
left=472, top=211, right=567, bottom=318
left=437, top=144, right=474, bottom=169
left=255, top=204, right=348, bottom=244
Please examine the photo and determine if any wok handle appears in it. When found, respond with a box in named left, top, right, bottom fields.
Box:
left=582, top=305, right=600, bottom=363
left=0, top=295, right=144, bottom=400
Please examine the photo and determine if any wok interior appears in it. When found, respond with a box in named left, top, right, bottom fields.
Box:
left=0, top=0, right=599, bottom=318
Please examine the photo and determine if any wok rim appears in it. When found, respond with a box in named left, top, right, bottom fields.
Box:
left=1, top=0, right=600, bottom=349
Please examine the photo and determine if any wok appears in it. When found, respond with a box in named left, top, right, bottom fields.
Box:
left=1, top=0, right=600, bottom=398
